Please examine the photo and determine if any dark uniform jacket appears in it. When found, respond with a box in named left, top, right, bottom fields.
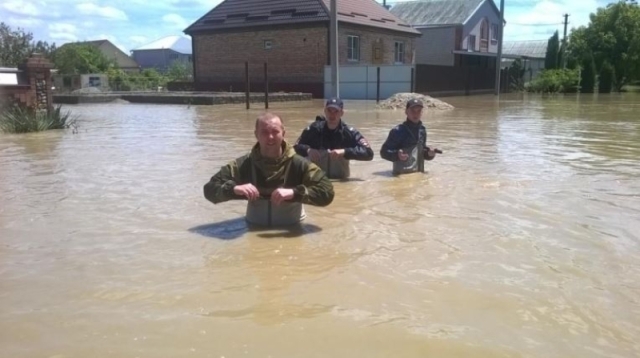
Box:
left=204, top=141, right=334, bottom=207
left=380, top=119, right=433, bottom=162
left=293, top=116, right=374, bottom=161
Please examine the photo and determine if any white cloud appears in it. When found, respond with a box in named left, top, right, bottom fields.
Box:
left=48, top=23, right=77, bottom=33
left=76, top=3, right=128, bottom=21
left=6, top=16, right=42, bottom=28
left=162, top=13, right=188, bottom=29
left=504, top=0, right=599, bottom=40
left=1, top=0, right=40, bottom=16
left=49, top=32, right=78, bottom=42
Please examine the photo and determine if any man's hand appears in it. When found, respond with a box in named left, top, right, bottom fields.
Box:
left=328, top=149, right=345, bottom=159
left=397, top=149, right=409, bottom=161
left=307, top=148, right=322, bottom=162
left=271, top=188, right=295, bottom=205
left=233, top=183, right=260, bottom=201
left=426, top=149, right=437, bottom=160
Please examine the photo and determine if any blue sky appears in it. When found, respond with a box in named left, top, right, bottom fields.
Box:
left=0, top=0, right=619, bottom=54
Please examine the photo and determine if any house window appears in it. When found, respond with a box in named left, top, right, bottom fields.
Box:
left=264, top=40, right=272, bottom=50
left=480, top=20, right=489, bottom=41
left=88, top=76, right=101, bottom=87
left=394, top=41, right=405, bottom=63
left=347, top=35, right=360, bottom=61
left=491, top=24, right=499, bottom=41
left=468, top=35, right=476, bottom=51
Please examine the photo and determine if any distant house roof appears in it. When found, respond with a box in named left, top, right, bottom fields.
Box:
left=58, top=39, right=139, bottom=69
left=185, top=0, right=420, bottom=35
left=132, top=36, right=192, bottom=55
left=390, top=0, right=496, bottom=27
left=502, top=40, right=547, bottom=59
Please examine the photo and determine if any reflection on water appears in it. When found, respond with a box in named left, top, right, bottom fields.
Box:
left=1, top=93, right=640, bottom=357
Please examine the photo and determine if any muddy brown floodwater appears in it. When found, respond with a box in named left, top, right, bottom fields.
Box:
left=1, top=93, right=639, bottom=358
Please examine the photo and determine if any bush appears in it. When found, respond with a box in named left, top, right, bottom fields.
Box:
left=0, top=105, right=77, bottom=134
left=526, top=68, right=580, bottom=93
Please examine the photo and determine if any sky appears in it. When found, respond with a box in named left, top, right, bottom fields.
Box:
left=0, top=0, right=620, bottom=54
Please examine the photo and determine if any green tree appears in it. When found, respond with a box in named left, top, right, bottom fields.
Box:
left=580, top=52, right=597, bottom=93
left=568, top=0, right=640, bottom=91
left=166, top=60, right=193, bottom=81
left=545, top=31, right=560, bottom=69
left=53, top=43, right=115, bottom=74
left=0, top=22, right=56, bottom=67
left=599, top=61, right=616, bottom=93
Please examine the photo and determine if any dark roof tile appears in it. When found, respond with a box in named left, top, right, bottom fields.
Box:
left=185, top=0, right=419, bottom=35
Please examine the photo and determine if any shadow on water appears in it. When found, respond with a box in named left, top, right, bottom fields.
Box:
left=329, top=177, right=366, bottom=182
left=372, top=170, right=397, bottom=177
left=188, top=217, right=323, bottom=240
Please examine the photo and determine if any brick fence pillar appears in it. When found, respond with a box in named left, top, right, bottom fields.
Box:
left=18, top=53, right=54, bottom=114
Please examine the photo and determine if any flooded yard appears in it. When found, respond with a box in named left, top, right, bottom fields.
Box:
left=1, top=93, right=639, bottom=357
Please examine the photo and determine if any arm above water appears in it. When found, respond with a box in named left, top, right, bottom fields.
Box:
left=380, top=126, right=405, bottom=162
left=203, top=158, right=246, bottom=204
left=344, top=127, right=374, bottom=161
left=293, top=119, right=322, bottom=157
left=291, top=160, right=334, bottom=207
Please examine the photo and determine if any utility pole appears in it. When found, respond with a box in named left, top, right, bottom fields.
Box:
left=330, top=0, right=339, bottom=97
left=494, top=0, right=504, bottom=95
left=562, top=13, right=570, bottom=69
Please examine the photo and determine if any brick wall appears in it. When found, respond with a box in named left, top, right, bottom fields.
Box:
left=194, top=24, right=328, bottom=84
left=191, top=23, right=417, bottom=97
left=0, top=54, right=53, bottom=112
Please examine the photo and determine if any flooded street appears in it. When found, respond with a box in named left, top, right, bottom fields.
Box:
left=1, top=93, right=639, bottom=357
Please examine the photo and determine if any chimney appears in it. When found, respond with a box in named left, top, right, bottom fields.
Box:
left=383, top=0, right=390, bottom=10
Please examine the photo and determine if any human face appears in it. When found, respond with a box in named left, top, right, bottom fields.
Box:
left=405, top=105, right=423, bottom=123
left=324, top=106, right=343, bottom=127
left=255, top=117, right=285, bottom=156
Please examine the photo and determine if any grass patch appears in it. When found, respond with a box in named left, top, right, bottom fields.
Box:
left=0, top=105, right=77, bottom=134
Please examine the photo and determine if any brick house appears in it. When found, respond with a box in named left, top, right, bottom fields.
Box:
left=390, top=0, right=504, bottom=96
left=184, top=0, right=420, bottom=97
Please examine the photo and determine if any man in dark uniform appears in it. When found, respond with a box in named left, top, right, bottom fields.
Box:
left=293, top=97, right=374, bottom=179
left=380, top=98, right=440, bottom=175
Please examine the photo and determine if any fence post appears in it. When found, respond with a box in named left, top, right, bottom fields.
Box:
left=264, top=62, right=269, bottom=109
left=245, top=61, right=250, bottom=110
left=376, top=67, right=381, bottom=103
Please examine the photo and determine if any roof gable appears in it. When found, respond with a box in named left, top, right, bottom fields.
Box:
left=185, top=0, right=419, bottom=35
left=390, top=0, right=490, bottom=27
left=132, top=36, right=192, bottom=55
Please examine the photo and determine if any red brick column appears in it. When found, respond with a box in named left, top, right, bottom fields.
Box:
left=18, top=53, right=54, bottom=114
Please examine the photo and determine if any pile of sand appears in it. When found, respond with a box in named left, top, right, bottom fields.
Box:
left=377, top=93, right=454, bottom=111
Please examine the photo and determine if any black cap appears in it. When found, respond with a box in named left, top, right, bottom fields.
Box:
left=406, top=98, right=424, bottom=109
left=325, top=97, right=344, bottom=109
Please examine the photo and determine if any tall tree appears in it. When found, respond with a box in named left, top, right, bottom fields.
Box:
left=53, top=43, right=115, bottom=74
left=568, top=0, right=640, bottom=90
left=545, top=31, right=560, bottom=69
left=580, top=52, right=597, bottom=93
left=599, top=61, right=616, bottom=93
left=0, top=22, right=56, bottom=67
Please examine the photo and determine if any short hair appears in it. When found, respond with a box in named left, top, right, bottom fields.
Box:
left=255, top=112, right=284, bottom=130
